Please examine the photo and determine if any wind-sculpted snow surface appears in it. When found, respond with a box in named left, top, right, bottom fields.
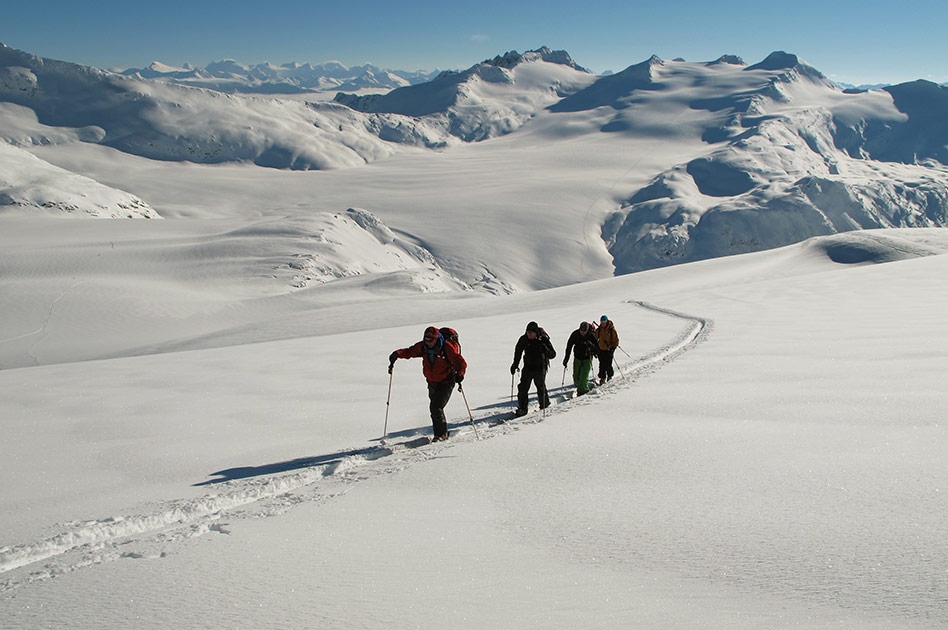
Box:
left=228, top=208, right=472, bottom=292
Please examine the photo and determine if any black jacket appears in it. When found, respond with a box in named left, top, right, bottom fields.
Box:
left=565, top=329, right=598, bottom=361
left=513, top=333, right=556, bottom=370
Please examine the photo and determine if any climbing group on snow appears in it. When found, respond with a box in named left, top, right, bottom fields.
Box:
left=388, top=316, right=621, bottom=440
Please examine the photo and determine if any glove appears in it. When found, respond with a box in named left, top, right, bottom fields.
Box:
left=388, top=351, right=399, bottom=374
left=510, top=363, right=518, bottom=375
left=455, top=373, right=464, bottom=384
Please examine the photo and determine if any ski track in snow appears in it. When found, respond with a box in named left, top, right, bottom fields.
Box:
left=0, top=300, right=710, bottom=592
left=0, top=281, right=85, bottom=363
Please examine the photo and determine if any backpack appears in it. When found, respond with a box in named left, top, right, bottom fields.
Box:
left=439, top=327, right=460, bottom=354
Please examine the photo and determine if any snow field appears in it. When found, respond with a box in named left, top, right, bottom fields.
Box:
left=2, top=234, right=947, bottom=628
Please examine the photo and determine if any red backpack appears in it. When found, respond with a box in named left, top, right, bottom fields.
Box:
left=439, top=327, right=460, bottom=355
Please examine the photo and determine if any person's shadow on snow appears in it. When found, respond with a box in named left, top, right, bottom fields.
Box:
left=194, top=384, right=574, bottom=486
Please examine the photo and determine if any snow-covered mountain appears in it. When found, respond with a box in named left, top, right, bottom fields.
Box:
left=0, top=44, right=598, bottom=168
left=0, top=43, right=414, bottom=170
left=0, top=42, right=946, bottom=279
left=587, top=52, right=948, bottom=271
left=334, top=47, right=594, bottom=140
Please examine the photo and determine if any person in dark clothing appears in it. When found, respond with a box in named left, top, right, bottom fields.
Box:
left=563, top=321, right=598, bottom=395
left=593, top=314, right=620, bottom=385
left=510, top=321, right=556, bottom=416
left=389, top=326, right=467, bottom=441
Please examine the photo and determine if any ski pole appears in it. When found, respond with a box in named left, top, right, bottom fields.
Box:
left=561, top=364, right=567, bottom=387
left=458, top=384, right=480, bottom=439
left=382, top=364, right=394, bottom=443
left=618, top=345, right=633, bottom=359
left=613, top=356, right=625, bottom=380
left=510, top=370, right=516, bottom=405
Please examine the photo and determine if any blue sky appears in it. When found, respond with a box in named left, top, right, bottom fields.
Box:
left=3, top=0, right=946, bottom=85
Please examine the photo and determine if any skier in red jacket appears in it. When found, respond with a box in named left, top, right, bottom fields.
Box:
left=389, top=326, right=467, bottom=441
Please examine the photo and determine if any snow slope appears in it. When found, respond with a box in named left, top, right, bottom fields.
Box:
left=1, top=229, right=946, bottom=628
left=0, top=208, right=467, bottom=368
left=0, top=141, right=157, bottom=218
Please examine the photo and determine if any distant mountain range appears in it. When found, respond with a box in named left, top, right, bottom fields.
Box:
left=115, top=53, right=948, bottom=96
left=838, top=81, right=948, bottom=92
left=116, top=58, right=442, bottom=94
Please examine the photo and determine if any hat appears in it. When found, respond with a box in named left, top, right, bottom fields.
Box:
left=423, top=326, right=440, bottom=341
left=526, top=321, right=540, bottom=333
left=579, top=321, right=590, bottom=332
left=600, top=315, right=609, bottom=322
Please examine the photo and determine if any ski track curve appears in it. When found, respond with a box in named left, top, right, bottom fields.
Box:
left=0, top=280, right=85, bottom=364
left=0, top=300, right=711, bottom=592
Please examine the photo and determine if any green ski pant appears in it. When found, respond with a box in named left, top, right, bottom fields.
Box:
left=572, top=358, right=593, bottom=394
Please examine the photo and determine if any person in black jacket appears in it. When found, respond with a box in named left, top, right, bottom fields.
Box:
left=564, top=321, right=598, bottom=395
left=510, top=321, right=556, bottom=416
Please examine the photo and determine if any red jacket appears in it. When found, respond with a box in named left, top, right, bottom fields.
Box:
left=395, top=338, right=467, bottom=384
